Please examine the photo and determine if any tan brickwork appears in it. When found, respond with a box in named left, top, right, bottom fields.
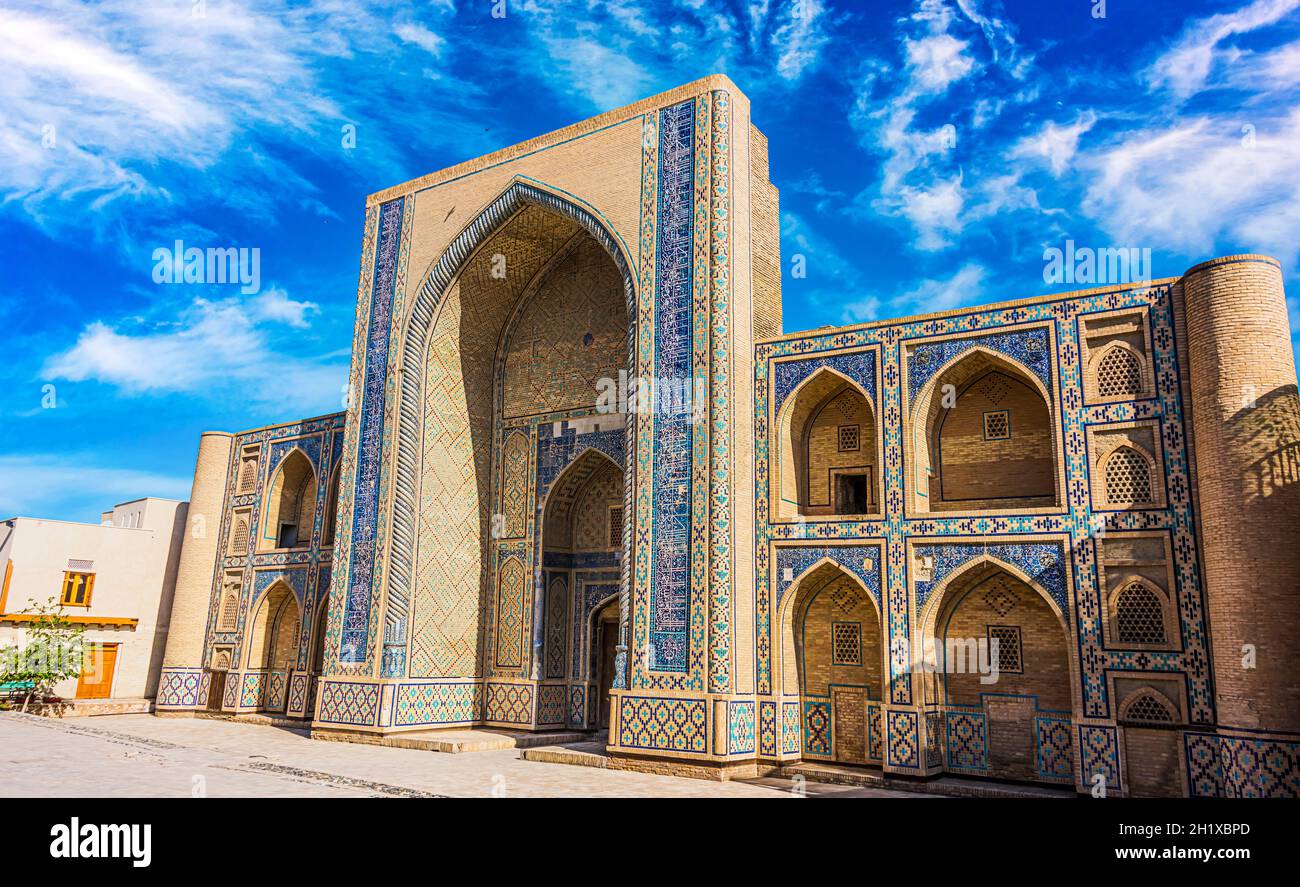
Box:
left=163, top=431, right=233, bottom=668
left=804, top=387, right=878, bottom=514
left=1182, top=255, right=1300, bottom=732
left=501, top=234, right=628, bottom=419
left=929, top=370, right=1054, bottom=506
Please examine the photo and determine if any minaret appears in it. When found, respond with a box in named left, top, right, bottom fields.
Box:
left=1181, top=255, right=1300, bottom=732
left=161, top=431, right=234, bottom=671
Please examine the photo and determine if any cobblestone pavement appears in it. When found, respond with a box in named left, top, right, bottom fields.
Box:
left=0, top=713, right=925, bottom=798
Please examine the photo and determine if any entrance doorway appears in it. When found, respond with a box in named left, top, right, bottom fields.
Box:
left=593, top=599, right=619, bottom=729
left=834, top=473, right=871, bottom=514
left=76, top=643, right=118, bottom=699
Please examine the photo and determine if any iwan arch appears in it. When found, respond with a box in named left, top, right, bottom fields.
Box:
left=155, top=76, right=1300, bottom=798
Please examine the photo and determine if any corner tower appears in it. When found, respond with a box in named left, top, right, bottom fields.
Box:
left=1181, top=255, right=1300, bottom=786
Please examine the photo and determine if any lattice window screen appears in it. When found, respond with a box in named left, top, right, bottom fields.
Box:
left=1116, top=583, right=1166, bottom=644
left=837, top=424, right=860, bottom=452
left=219, top=592, right=240, bottom=631
left=608, top=506, right=623, bottom=548
left=1097, top=347, right=1142, bottom=397
left=1106, top=447, right=1153, bottom=504
left=987, top=625, right=1022, bottom=672
left=1125, top=692, right=1175, bottom=723
left=831, top=622, right=861, bottom=665
left=983, top=410, right=1010, bottom=440
left=238, top=459, right=257, bottom=493
left=231, top=516, right=250, bottom=554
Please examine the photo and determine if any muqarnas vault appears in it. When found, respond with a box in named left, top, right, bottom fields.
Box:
left=154, top=76, right=1300, bottom=798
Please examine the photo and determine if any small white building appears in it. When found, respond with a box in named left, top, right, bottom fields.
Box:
left=0, top=497, right=188, bottom=713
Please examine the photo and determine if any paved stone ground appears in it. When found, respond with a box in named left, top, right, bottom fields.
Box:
left=0, top=712, right=925, bottom=798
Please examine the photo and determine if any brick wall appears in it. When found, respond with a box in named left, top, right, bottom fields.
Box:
left=1183, top=256, right=1300, bottom=732
left=930, top=371, right=1055, bottom=506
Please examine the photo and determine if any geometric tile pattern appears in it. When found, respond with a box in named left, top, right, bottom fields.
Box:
left=1035, top=713, right=1074, bottom=782
left=494, top=557, right=527, bottom=670
left=1078, top=724, right=1120, bottom=791
left=781, top=701, right=802, bottom=755
left=646, top=98, right=696, bottom=675
left=913, top=542, right=1067, bottom=614
left=538, top=684, right=566, bottom=726
left=887, top=710, right=919, bottom=769
left=773, top=348, right=876, bottom=418
left=758, top=700, right=777, bottom=757
left=155, top=669, right=203, bottom=708
left=728, top=701, right=756, bottom=755
left=617, top=696, right=707, bottom=753
left=316, top=681, right=381, bottom=727
left=485, top=683, right=534, bottom=724
left=339, top=198, right=403, bottom=664
left=945, top=707, right=988, bottom=773
left=392, top=682, right=482, bottom=727
left=803, top=701, right=830, bottom=756
left=1185, top=732, right=1300, bottom=798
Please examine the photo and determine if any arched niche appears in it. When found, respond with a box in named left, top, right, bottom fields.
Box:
left=400, top=182, right=635, bottom=685
left=772, top=368, right=880, bottom=520
left=245, top=581, right=301, bottom=674
left=910, top=347, right=1059, bottom=513
left=919, top=557, right=1078, bottom=785
left=775, top=560, right=885, bottom=764
left=261, top=449, right=316, bottom=550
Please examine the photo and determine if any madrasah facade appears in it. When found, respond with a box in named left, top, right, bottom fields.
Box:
left=152, top=76, right=1300, bottom=798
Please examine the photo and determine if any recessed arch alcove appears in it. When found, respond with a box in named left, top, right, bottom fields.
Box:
left=389, top=181, right=636, bottom=692
left=772, top=367, right=881, bottom=520
left=918, top=556, right=1078, bottom=785
left=909, top=346, right=1060, bottom=513
left=776, top=559, right=885, bottom=764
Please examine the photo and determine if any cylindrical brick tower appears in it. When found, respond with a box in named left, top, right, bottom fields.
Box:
left=1182, top=255, right=1300, bottom=732
left=161, top=431, right=233, bottom=669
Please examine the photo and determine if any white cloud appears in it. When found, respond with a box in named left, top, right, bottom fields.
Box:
left=395, top=22, right=446, bottom=57
left=0, top=1, right=467, bottom=230
left=843, top=262, right=989, bottom=322
left=0, top=455, right=191, bottom=519
left=872, top=175, right=967, bottom=251
left=536, top=36, right=655, bottom=111
left=1012, top=111, right=1098, bottom=176
left=252, top=288, right=321, bottom=328
left=42, top=294, right=346, bottom=412
left=1146, top=0, right=1300, bottom=99
left=772, top=0, right=831, bottom=80
left=1079, top=107, right=1300, bottom=263
left=903, top=32, right=977, bottom=96
left=848, top=0, right=1033, bottom=251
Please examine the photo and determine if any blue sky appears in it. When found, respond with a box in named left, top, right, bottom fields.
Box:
left=2, top=0, right=1298, bottom=522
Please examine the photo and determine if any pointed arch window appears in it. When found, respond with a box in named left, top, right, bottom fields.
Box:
left=1097, top=347, right=1143, bottom=398
left=1105, top=447, right=1153, bottom=504
left=1115, top=582, right=1166, bottom=645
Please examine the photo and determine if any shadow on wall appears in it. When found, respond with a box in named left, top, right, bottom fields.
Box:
left=1232, top=384, right=1300, bottom=504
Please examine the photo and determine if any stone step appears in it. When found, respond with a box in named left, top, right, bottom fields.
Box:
left=519, top=741, right=612, bottom=768
left=781, top=761, right=1074, bottom=798
left=378, top=729, right=591, bottom=754
left=35, top=698, right=155, bottom=718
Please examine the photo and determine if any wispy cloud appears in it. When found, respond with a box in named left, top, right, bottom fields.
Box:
left=0, top=455, right=191, bottom=519
left=848, top=0, right=1034, bottom=251
left=0, top=0, right=472, bottom=234
left=843, top=261, right=988, bottom=323
left=42, top=291, right=346, bottom=414
left=1146, top=0, right=1300, bottom=99
left=1011, top=112, right=1098, bottom=177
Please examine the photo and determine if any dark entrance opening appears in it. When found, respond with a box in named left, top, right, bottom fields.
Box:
left=835, top=473, right=870, bottom=515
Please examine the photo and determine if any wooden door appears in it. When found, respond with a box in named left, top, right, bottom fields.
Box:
left=598, top=619, right=618, bottom=728
left=76, top=643, right=118, bottom=699
left=832, top=686, right=867, bottom=763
